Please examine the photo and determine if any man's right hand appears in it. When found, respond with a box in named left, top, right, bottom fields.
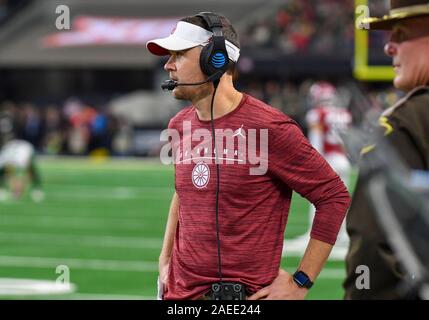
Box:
left=159, top=258, right=170, bottom=292
left=158, top=192, right=179, bottom=297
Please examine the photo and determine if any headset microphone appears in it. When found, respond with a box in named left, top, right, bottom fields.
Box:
left=161, top=80, right=178, bottom=91
left=161, top=71, right=223, bottom=91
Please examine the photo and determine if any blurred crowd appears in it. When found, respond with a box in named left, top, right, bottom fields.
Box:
left=0, top=81, right=403, bottom=158
left=241, top=0, right=390, bottom=55
left=241, top=0, right=355, bottom=54
left=240, top=80, right=402, bottom=133
left=0, top=99, right=134, bottom=156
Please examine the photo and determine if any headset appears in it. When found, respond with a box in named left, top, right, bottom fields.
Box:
left=161, top=12, right=230, bottom=91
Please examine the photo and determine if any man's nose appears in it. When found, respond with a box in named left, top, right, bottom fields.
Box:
left=164, top=56, right=175, bottom=72
left=384, top=41, right=398, bottom=57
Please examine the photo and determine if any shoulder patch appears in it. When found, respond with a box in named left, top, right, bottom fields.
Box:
left=360, top=115, right=395, bottom=155
left=379, top=116, right=394, bottom=136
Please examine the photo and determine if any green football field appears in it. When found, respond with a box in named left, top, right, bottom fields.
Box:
left=0, top=157, right=356, bottom=300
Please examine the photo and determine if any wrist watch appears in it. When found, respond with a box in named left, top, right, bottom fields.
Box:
left=293, top=270, right=314, bottom=289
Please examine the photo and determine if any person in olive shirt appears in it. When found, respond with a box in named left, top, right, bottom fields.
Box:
left=344, top=0, right=429, bottom=299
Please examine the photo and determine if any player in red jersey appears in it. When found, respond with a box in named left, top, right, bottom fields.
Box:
left=147, top=13, right=350, bottom=300
left=285, top=81, right=352, bottom=258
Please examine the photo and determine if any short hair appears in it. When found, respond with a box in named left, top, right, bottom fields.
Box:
left=180, top=13, right=240, bottom=75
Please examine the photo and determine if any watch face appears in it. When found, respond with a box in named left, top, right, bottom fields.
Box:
left=294, top=271, right=309, bottom=286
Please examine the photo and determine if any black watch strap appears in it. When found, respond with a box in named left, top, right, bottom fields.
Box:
left=293, top=270, right=314, bottom=289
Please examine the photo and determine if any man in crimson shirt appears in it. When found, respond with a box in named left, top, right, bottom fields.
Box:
left=147, top=12, right=350, bottom=300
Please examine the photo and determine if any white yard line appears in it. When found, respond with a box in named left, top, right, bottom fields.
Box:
left=0, top=275, right=152, bottom=298
left=0, top=211, right=163, bottom=221
left=0, top=278, right=76, bottom=296
left=47, top=191, right=168, bottom=200
left=47, top=190, right=139, bottom=200
left=0, top=215, right=147, bottom=231
left=38, top=156, right=172, bottom=172
left=0, top=256, right=158, bottom=272
left=0, top=231, right=162, bottom=249
left=0, top=254, right=345, bottom=278
left=318, top=268, right=345, bottom=279
left=46, top=184, right=172, bottom=192
left=66, top=293, right=155, bottom=300
left=283, top=239, right=348, bottom=261
left=10, top=185, right=173, bottom=200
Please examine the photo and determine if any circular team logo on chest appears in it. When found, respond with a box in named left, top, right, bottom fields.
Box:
left=192, top=162, right=210, bottom=189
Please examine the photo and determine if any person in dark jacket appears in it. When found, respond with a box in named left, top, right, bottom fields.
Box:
left=344, top=0, right=429, bottom=299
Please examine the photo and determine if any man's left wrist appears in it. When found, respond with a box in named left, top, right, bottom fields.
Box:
left=293, top=270, right=314, bottom=289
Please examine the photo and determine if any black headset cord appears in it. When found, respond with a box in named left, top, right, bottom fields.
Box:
left=210, top=80, right=222, bottom=284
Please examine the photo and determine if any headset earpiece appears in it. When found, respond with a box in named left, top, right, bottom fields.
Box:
left=196, top=12, right=229, bottom=79
left=199, top=36, right=228, bottom=78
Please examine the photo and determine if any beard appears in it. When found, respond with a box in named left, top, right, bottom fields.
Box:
left=172, top=83, right=213, bottom=102
left=172, top=87, right=190, bottom=100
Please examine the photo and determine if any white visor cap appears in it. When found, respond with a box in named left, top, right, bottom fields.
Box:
left=146, top=21, right=240, bottom=63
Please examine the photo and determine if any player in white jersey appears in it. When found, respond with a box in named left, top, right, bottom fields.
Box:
left=284, top=81, right=352, bottom=257
left=0, top=139, right=44, bottom=201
